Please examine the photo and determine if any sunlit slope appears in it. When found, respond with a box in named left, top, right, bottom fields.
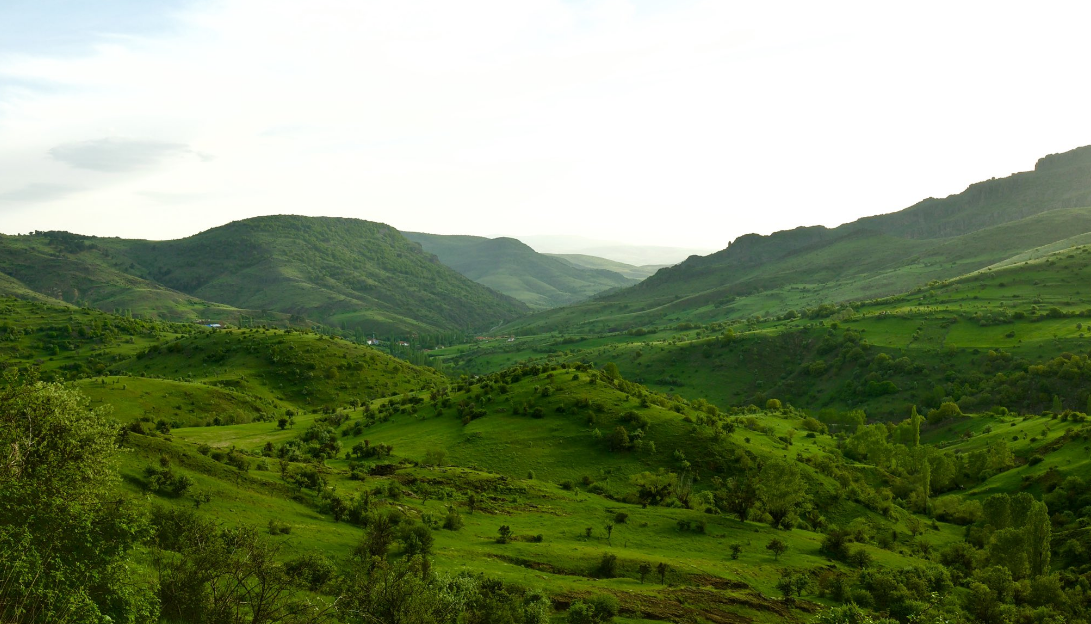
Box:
left=0, top=216, right=530, bottom=333
left=505, top=206, right=1091, bottom=334
left=110, top=216, right=529, bottom=333
left=446, top=244, right=1091, bottom=419
left=0, top=232, right=252, bottom=321
left=503, top=145, right=1091, bottom=334
left=114, top=327, right=447, bottom=407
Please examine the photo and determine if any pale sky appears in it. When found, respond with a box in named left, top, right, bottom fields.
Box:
left=2, top=1, right=1090, bottom=251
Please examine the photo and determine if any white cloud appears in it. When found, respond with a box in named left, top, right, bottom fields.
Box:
left=49, top=137, right=208, bottom=172
left=1, top=0, right=1090, bottom=248
left=0, top=183, right=82, bottom=203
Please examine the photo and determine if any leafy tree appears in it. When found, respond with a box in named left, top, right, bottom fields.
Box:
left=400, top=521, right=434, bottom=557
left=730, top=544, right=742, bottom=560
left=608, top=426, right=630, bottom=451
left=153, top=508, right=333, bottom=624
left=359, top=511, right=397, bottom=561
left=716, top=474, right=758, bottom=522
left=656, top=562, right=669, bottom=584
left=757, top=459, right=806, bottom=529
left=630, top=471, right=677, bottom=507
left=638, top=562, right=651, bottom=583
left=0, top=376, right=157, bottom=623
left=766, top=537, right=787, bottom=560
left=1024, top=499, right=1051, bottom=577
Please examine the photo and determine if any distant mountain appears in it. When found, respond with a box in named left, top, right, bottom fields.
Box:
left=402, top=232, right=637, bottom=309
left=545, top=254, right=666, bottom=280
left=516, top=234, right=713, bottom=266
left=0, top=216, right=529, bottom=333
left=505, top=144, right=1091, bottom=332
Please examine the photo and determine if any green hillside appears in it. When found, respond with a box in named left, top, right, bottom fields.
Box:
left=503, top=145, right=1091, bottom=335
left=0, top=216, right=530, bottom=334
left=7, top=283, right=1091, bottom=623
left=403, top=232, right=638, bottom=309
left=442, top=243, right=1091, bottom=422
left=10, top=146, right=1091, bottom=624
left=0, top=230, right=253, bottom=321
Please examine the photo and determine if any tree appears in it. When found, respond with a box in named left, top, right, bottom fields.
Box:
left=638, top=563, right=651, bottom=584
left=496, top=525, right=513, bottom=544
left=603, top=362, right=620, bottom=379
left=630, top=471, right=677, bottom=507
left=1025, top=500, right=1051, bottom=577
left=400, top=522, right=434, bottom=557
left=766, top=537, right=788, bottom=560
left=0, top=376, right=156, bottom=622
left=776, top=570, right=795, bottom=600
left=757, top=459, right=806, bottom=529
left=359, top=512, right=397, bottom=561
left=717, top=474, right=758, bottom=522
left=730, top=544, right=742, bottom=560
left=608, top=426, right=630, bottom=451
left=656, top=562, right=669, bottom=584
left=153, top=509, right=334, bottom=624
left=422, top=447, right=446, bottom=467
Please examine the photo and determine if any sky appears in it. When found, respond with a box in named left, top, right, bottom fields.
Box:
left=2, top=1, right=1090, bottom=252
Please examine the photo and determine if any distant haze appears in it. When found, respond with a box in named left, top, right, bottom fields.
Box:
left=516, top=235, right=710, bottom=266
left=1, top=2, right=1090, bottom=249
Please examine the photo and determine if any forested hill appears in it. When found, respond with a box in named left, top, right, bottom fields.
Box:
left=0, top=216, right=530, bottom=334
left=503, top=144, right=1091, bottom=333
left=403, top=231, right=637, bottom=309
left=659, top=145, right=1091, bottom=284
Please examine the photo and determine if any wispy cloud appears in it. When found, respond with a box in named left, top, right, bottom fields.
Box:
left=0, top=183, right=82, bottom=203
left=48, top=138, right=210, bottom=172
left=1, top=1, right=1091, bottom=246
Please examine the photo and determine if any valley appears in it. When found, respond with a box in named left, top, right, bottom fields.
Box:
left=5, top=145, right=1091, bottom=624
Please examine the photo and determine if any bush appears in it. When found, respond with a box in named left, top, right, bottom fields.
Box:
left=268, top=519, right=291, bottom=535
left=284, top=553, right=336, bottom=591
left=593, top=553, right=618, bottom=578
left=443, top=507, right=464, bottom=531
left=847, top=547, right=873, bottom=568
left=567, top=594, right=619, bottom=623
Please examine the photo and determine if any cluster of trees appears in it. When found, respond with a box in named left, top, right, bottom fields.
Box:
left=1, top=375, right=563, bottom=624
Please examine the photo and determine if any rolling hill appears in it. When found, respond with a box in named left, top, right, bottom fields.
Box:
left=7, top=295, right=1091, bottom=624
left=502, top=144, right=1091, bottom=334
left=0, top=216, right=530, bottom=334
left=403, top=231, right=638, bottom=309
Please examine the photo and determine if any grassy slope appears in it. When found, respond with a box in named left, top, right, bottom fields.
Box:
left=504, top=144, right=1091, bottom=335
left=0, top=233, right=253, bottom=321
left=140, top=366, right=943, bottom=622
left=437, top=244, right=1091, bottom=419
left=113, top=216, right=529, bottom=333
left=403, top=232, right=637, bottom=309
left=7, top=296, right=1081, bottom=622
left=0, top=217, right=530, bottom=334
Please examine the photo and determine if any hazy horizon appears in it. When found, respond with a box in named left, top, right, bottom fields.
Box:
left=2, top=1, right=1090, bottom=249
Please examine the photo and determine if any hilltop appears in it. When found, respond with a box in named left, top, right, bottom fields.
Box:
left=503, top=145, right=1091, bottom=335
left=0, top=216, right=529, bottom=334
left=403, top=231, right=638, bottom=309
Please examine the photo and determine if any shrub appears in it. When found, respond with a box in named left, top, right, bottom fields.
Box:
left=592, top=552, right=618, bottom=578
left=442, top=507, right=464, bottom=531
